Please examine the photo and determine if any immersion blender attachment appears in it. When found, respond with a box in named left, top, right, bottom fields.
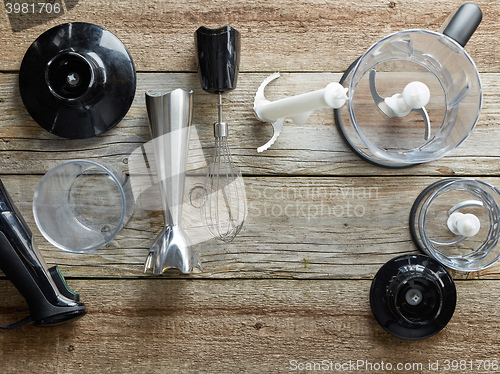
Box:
left=254, top=4, right=482, bottom=166
left=195, top=25, right=246, bottom=242
left=19, top=22, right=136, bottom=139
left=144, top=89, right=201, bottom=275
left=253, top=73, right=348, bottom=152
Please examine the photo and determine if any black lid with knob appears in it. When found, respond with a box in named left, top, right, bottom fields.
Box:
left=195, top=25, right=240, bottom=94
left=370, top=254, right=456, bottom=340
left=19, top=22, right=136, bottom=139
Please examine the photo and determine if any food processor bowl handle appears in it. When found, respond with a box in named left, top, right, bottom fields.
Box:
left=441, top=3, right=482, bottom=47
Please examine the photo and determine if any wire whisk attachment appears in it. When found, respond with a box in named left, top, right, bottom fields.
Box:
left=201, top=94, right=246, bottom=242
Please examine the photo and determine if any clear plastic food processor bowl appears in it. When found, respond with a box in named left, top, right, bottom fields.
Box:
left=336, top=29, right=482, bottom=167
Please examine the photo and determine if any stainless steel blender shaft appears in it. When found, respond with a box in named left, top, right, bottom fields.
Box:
left=144, top=88, right=201, bottom=274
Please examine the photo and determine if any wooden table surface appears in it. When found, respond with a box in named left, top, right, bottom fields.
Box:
left=1, top=1, right=500, bottom=373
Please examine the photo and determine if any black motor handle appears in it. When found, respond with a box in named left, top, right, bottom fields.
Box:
left=0, top=179, right=86, bottom=329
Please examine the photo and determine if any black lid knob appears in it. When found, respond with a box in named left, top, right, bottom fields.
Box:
left=195, top=25, right=240, bottom=94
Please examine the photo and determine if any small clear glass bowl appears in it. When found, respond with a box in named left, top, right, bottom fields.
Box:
left=33, top=160, right=134, bottom=253
left=410, top=179, right=500, bottom=271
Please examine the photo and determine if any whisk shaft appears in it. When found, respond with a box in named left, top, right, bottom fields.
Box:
left=201, top=97, right=245, bottom=242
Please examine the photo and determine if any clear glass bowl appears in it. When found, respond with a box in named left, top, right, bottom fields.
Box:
left=410, top=179, right=500, bottom=271
left=33, top=160, right=134, bottom=252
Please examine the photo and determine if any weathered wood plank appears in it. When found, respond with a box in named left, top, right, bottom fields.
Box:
left=1, top=1, right=498, bottom=372
left=1, top=175, right=499, bottom=280
left=0, top=72, right=500, bottom=176
left=0, top=0, right=498, bottom=72
left=0, top=279, right=498, bottom=373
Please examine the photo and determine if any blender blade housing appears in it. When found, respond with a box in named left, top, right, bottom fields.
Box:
left=334, top=3, right=482, bottom=167
left=144, top=89, right=201, bottom=275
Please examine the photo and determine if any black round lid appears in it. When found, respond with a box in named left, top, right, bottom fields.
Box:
left=370, top=254, right=456, bottom=340
left=19, top=22, right=136, bottom=139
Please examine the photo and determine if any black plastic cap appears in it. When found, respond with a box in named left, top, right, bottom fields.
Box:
left=195, top=25, right=240, bottom=94
left=442, top=3, right=482, bottom=47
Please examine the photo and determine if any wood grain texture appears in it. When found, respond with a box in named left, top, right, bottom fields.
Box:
left=0, top=0, right=498, bottom=72
left=0, top=279, right=498, bottom=374
left=1, top=1, right=500, bottom=372
left=1, top=72, right=500, bottom=176
left=1, top=175, right=499, bottom=280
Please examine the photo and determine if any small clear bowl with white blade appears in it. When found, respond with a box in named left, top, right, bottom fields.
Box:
left=410, top=179, right=500, bottom=272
